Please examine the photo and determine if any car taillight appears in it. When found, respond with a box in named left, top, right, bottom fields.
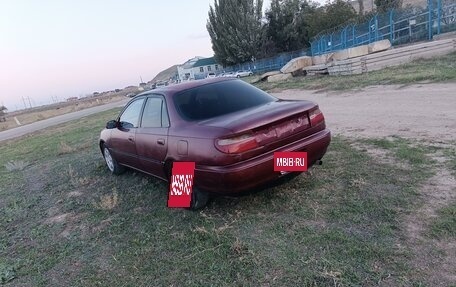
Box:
left=309, top=107, right=325, bottom=126
left=215, top=133, right=259, bottom=154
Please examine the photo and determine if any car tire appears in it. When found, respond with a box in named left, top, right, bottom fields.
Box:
left=236, top=75, right=240, bottom=78
left=102, top=144, right=125, bottom=175
left=190, top=188, right=209, bottom=210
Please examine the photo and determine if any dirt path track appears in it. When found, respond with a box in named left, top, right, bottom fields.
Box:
left=274, top=83, right=456, bottom=142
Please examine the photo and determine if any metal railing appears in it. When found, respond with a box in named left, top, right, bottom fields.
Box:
left=224, top=48, right=310, bottom=74
left=222, top=0, right=455, bottom=74
left=311, top=0, right=456, bottom=55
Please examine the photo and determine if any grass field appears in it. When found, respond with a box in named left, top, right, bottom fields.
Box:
left=253, top=52, right=456, bottom=92
left=1, top=109, right=454, bottom=286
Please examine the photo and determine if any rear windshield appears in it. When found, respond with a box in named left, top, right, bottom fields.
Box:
left=174, top=80, right=276, bottom=121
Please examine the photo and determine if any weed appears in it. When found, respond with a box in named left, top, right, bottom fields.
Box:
left=94, top=187, right=119, bottom=210
left=0, top=263, right=16, bottom=284
left=430, top=202, right=456, bottom=238
left=58, top=141, right=76, bottom=155
left=4, top=160, right=29, bottom=172
left=36, top=114, right=45, bottom=121
left=443, top=145, right=456, bottom=177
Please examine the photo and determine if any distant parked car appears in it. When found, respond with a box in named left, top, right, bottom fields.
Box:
left=126, top=92, right=136, bottom=98
left=155, top=82, right=167, bottom=88
left=234, top=70, right=253, bottom=78
left=99, top=78, right=330, bottom=209
left=223, top=72, right=236, bottom=78
left=206, top=72, right=216, bottom=78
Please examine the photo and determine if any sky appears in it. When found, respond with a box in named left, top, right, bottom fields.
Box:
left=0, top=0, right=325, bottom=111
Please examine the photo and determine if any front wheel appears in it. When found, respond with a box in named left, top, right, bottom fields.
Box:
left=102, top=144, right=125, bottom=175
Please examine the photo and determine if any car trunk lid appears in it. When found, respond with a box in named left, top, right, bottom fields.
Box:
left=200, top=100, right=324, bottom=155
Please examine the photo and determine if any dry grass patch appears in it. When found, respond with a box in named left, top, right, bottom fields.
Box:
left=4, top=160, right=29, bottom=171
left=58, top=141, right=92, bottom=155
left=94, top=188, right=119, bottom=210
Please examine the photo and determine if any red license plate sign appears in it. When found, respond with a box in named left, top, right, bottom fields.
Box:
left=274, top=152, right=308, bottom=172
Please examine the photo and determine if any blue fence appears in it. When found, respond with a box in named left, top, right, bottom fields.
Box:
left=311, top=0, right=456, bottom=55
left=223, top=0, right=456, bottom=74
left=224, top=48, right=310, bottom=74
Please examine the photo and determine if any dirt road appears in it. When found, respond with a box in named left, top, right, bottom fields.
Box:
left=0, top=99, right=128, bottom=142
left=274, top=83, right=456, bottom=142
left=2, top=83, right=455, bottom=143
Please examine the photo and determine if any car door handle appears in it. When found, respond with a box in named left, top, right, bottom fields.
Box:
left=157, top=139, right=165, bottom=145
left=128, top=136, right=135, bottom=143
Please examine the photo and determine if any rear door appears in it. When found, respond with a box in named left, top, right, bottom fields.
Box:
left=110, top=97, right=145, bottom=168
left=135, top=95, right=170, bottom=180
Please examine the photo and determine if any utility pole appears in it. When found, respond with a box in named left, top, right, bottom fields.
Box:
left=27, top=96, right=32, bottom=108
left=22, top=97, right=27, bottom=109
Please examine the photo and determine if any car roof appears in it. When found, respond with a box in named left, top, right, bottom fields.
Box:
left=138, top=77, right=238, bottom=96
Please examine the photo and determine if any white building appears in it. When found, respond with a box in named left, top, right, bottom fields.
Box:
left=177, top=56, right=221, bottom=81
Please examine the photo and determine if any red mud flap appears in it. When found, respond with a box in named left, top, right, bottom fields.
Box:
left=168, top=162, right=195, bottom=208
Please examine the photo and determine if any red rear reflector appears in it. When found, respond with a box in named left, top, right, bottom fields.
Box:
left=215, top=134, right=259, bottom=154
left=309, top=108, right=324, bottom=126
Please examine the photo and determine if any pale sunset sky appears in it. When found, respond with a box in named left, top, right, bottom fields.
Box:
left=0, top=0, right=325, bottom=111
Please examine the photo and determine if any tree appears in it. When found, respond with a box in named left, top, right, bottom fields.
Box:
left=438, top=0, right=456, bottom=25
left=256, top=24, right=278, bottom=58
left=307, top=0, right=358, bottom=38
left=357, top=0, right=364, bottom=15
left=207, top=0, right=264, bottom=65
left=375, top=0, right=403, bottom=13
left=265, top=0, right=317, bottom=53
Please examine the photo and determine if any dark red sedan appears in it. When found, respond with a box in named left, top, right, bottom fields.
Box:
left=99, top=78, right=330, bottom=209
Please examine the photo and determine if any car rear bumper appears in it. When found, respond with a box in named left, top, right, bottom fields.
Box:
left=194, top=128, right=331, bottom=194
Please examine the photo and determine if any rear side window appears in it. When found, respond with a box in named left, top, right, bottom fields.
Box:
left=141, top=97, right=170, bottom=128
left=174, top=80, right=276, bottom=121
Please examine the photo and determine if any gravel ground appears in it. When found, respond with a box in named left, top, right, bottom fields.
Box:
left=273, top=83, right=456, bottom=143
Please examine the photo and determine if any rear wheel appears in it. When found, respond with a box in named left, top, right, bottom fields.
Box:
left=190, top=188, right=209, bottom=210
left=102, top=144, right=125, bottom=175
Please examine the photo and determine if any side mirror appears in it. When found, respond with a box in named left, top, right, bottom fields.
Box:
left=106, top=120, right=118, bottom=129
